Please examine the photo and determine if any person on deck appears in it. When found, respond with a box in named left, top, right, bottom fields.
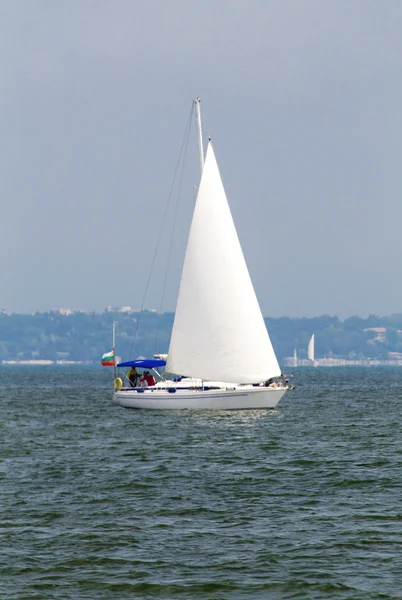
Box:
left=139, top=372, right=148, bottom=387
left=127, top=366, right=139, bottom=387
left=144, top=370, right=156, bottom=386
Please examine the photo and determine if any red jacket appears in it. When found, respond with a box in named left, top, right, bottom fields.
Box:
left=145, top=373, right=156, bottom=386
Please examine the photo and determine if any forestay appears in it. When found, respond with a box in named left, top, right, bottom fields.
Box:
left=166, top=142, right=281, bottom=383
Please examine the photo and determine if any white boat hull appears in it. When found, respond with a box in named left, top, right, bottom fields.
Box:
left=113, top=385, right=287, bottom=410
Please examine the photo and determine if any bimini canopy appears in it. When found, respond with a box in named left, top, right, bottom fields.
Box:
left=117, top=359, right=166, bottom=369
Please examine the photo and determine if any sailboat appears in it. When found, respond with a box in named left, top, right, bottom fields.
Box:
left=308, top=334, right=317, bottom=366
left=113, top=99, right=290, bottom=410
left=308, top=334, right=314, bottom=362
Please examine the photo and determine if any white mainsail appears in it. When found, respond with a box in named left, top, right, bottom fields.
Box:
left=166, top=142, right=281, bottom=383
left=308, top=334, right=315, bottom=362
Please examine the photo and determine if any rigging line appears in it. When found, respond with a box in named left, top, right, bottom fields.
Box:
left=128, top=102, right=195, bottom=359
left=154, top=106, right=193, bottom=353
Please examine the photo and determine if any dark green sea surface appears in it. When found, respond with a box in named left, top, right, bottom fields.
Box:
left=1, top=366, right=402, bottom=599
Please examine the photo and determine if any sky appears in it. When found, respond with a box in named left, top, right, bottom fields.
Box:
left=1, top=0, right=402, bottom=318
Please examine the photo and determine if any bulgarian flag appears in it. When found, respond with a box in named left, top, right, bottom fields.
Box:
left=101, top=350, right=115, bottom=367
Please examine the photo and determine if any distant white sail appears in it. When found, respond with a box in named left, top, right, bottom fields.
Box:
left=308, top=334, right=315, bottom=362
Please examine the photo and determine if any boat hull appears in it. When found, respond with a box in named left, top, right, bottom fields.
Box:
left=113, top=386, right=287, bottom=410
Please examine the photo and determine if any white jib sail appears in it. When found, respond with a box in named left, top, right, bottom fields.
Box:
left=308, top=334, right=315, bottom=362
left=166, top=142, right=281, bottom=383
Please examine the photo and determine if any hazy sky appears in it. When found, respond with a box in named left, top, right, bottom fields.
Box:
left=1, top=0, right=402, bottom=317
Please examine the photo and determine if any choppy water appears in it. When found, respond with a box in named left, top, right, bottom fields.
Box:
left=1, top=366, right=402, bottom=599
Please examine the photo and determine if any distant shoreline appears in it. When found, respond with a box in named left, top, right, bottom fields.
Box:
left=1, top=360, right=93, bottom=365
left=2, top=359, right=402, bottom=368
left=284, top=358, right=402, bottom=367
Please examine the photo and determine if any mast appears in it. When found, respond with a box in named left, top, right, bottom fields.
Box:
left=194, top=97, right=204, bottom=175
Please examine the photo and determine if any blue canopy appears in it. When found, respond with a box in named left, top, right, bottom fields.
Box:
left=117, top=359, right=166, bottom=369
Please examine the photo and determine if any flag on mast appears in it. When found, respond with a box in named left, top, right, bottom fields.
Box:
left=101, top=350, right=115, bottom=367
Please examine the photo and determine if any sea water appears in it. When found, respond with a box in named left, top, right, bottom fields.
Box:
left=1, top=366, right=402, bottom=599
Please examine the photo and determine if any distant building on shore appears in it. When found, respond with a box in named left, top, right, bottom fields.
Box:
left=105, top=305, right=157, bottom=314
left=52, top=308, right=86, bottom=316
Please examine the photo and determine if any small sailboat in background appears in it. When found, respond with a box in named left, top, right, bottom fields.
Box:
left=308, top=334, right=318, bottom=367
left=112, top=98, right=291, bottom=409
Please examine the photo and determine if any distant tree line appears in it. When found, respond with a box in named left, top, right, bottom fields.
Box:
left=1, top=310, right=402, bottom=363
left=0, top=311, right=173, bottom=363
left=266, top=314, right=402, bottom=361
